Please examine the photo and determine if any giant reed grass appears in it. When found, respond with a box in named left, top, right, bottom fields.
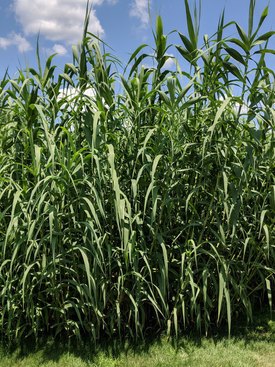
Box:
left=0, top=0, right=274, bottom=343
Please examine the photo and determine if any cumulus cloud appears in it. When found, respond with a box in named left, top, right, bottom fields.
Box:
left=140, top=53, right=175, bottom=70
left=52, top=44, right=67, bottom=56
left=43, top=43, right=68, bottom=57
left=163, top=54, right=175, bottom=69
left=0, top=32, right=32, bottom=53
left=58, top=87, right=95, bottom=101
left=234, top=102, right=249, bottom=115
left=57, top=87, right=99, bottom=123
left=13, top=0, right=116, bottom=45
left=130, top=0, right=150, bottom=27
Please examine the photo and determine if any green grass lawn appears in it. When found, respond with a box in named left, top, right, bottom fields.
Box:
left=1, top=314, right=274, bottom=367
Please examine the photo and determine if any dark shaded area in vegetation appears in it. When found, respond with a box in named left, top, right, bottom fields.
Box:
left=1, top=311, right=275, bottom=367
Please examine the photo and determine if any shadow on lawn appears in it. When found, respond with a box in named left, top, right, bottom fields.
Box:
left=1, top=310, right=274, bottom=366
left=2, top=329, right=164, bottom=365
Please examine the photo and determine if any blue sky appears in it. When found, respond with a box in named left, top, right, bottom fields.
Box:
left=0, top=0, right=275, bottom=77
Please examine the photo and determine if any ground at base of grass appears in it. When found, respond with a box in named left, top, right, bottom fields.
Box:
left=1, top=315, right=274, bottom=367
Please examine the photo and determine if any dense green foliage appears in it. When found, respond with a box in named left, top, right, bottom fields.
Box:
left=0, top=0, right=274, bottom=342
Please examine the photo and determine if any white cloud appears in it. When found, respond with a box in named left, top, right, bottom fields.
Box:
left=13, top=0, right=116, bottom=45
left=234, top=102, right=249, bottom=115
left=52, top=44, right=67, bottom=56
left=130, top=0, right=150, bottom=27
left=57, top=87, right=102, bottom=130
left=163, top=54, right=175, bottom=69
left=58, top=87, right=96, bottom=112
left=0, top=32, right=32, bottom=53
left=0, top=38, right=10, bottom=49
left=140, top=53, right=174, bottom=70
left=58, top=87, right=95, bottom=101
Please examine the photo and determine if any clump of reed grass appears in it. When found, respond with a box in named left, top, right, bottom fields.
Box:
left=0, top=0, right=274, bottom=343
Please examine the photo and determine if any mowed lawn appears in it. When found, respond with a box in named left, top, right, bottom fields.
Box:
left=1, top=316, right=274, bottom=367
